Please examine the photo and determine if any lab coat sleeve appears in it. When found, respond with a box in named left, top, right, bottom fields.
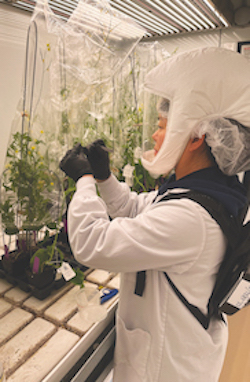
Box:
left=68, top=175, right=207, bottom=273
left=97, top=174, right=158, bottom=218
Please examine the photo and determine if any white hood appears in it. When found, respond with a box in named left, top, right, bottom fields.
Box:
left=141, top=47, right=250, bottom=177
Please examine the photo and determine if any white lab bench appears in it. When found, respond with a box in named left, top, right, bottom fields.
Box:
left=0, top=269, right=119, bottom=382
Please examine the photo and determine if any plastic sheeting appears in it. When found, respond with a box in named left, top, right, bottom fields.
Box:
left=6, top=0, right=145, bottom=168
left=0, top=0, right=147, bottom=238
left=0, top=0, right=171, bottom=242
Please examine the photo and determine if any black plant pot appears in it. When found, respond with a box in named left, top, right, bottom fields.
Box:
left=26, top=266, right=56, bottom=289
left=54, top=272, right=67, bottom=289
left=2, top=250, right=30, bottom=277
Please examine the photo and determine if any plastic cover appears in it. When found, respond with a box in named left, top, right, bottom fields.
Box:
left=6, top=0, right=145, bottom=172
left=0, top=0, right=146, bottom=241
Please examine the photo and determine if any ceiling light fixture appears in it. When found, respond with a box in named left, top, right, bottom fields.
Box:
left=146, top=0, right=193, bottom=31
left=122, top=0, right=178, bottom=32
left=164, top=0, right=205, bottom=30
left=201, top=0, right=229, bottom=27
left=181, top=0, right=217, bottom=28
left=110, top=0, right=175, bottom=34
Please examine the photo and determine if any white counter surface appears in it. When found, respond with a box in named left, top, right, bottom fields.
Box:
left=0, top=269, right=119, bottom=381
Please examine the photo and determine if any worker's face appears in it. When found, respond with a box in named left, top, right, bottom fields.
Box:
left=152, top=115, right=167, bottom=156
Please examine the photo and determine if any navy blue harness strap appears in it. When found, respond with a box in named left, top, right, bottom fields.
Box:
left=159, top=191, right=237, bottom=245
left=134, top=190, right=238, bottom=329
left=134, top=270, right=146, bottom=296
left=164, top=272, right=209, bottom=329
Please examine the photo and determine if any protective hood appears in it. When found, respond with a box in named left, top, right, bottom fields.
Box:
left=141, top=47, right=250, bottom=177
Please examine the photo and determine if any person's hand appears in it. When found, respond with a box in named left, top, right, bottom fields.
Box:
left=59, top=143, right=92, bottom=182
left=83, top=139, right=111, bottom=181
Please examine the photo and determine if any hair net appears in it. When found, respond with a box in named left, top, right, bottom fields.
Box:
left=193, top=117, right=250, bottom=176
left=157, top=98, right=170, bottom=119
left=141, top=47, right=250, bottom=177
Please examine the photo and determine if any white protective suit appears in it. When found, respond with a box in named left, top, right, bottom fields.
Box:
left=67, top=47, right=250, bottom=381
left=68, top=174, right=228, bottom=382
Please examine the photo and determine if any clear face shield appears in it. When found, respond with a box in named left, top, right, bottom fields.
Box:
left=142, top=93, right=159, bottom=155
left=141, top=93, right=173, bottom=178
left=142, top=95, right=170, bottom=176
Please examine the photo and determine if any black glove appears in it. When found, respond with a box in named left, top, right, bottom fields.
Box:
left=59, top=143, right=92, bottom=182
left=83, top=139, right=111, bottom=180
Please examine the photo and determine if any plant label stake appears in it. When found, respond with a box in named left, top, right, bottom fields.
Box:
left=33, top=256, right=40, bottom=274
left=59, top=262, right=76, bottom=281
left=4, top=245, right=9, bottom=260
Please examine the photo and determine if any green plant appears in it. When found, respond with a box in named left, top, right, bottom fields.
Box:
left=133, top=160, right=160, bottom=193
left=29, top=184, right=85, bottom=288
left=112, top=104, right=160, bottom=193
left=69, top=268, right=85, bottom=288
left=0, top=131, right=60, bottom=236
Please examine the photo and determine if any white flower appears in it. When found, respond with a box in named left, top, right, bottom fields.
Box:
left=122, top=163, right=135, bottom=177
left=88, top=111, right=104, bottom=120
left=122, top=164, right=135, bottom=187
left=134, top=146, right=142, bottom=163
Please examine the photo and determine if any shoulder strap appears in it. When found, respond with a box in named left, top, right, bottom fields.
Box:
left=164, top=272, right=210, bottom=329
left=134, top=190, right=240, bottom=329
left=159, top=191, right=239, bottom=247
left=159, top=190, right=241, bottom=329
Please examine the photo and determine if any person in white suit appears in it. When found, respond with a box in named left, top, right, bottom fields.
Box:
left=60, top=47, right=250, bottom=382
